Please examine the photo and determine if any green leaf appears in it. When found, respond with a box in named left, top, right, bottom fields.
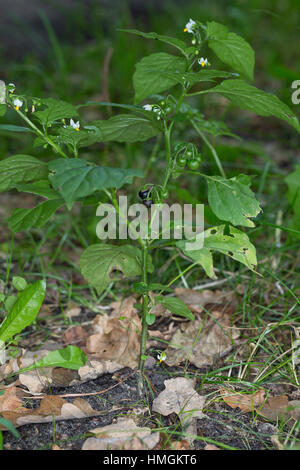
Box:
left=155, top=296, right=194, bottom=321
left=119, top=29, right=187, bottom=55
left=91, top=114, right=160, bottom=142
left=0, top=104, right=6, bottom=117
left=164, top=69, right=238, bottom=88
left=0, top=155, right=48, bottom=193
left=177, top=225, right=257, bottom=278
left=4, top=295, right=17, bottom=313
left=0, top=280, right=46, bottom=342
left=80, top=244, right=153, bottom=294
left=285, top=165, right=300, bottom=230
left=206, top=79, right=300, bottom=132
left=0, top=417, right=20, bottom=438
left=0, top=124, right=32, bottom=133
left=12, top=276, right=27, bottom=291
left=8, top=199, right=64, bottom=232
left=207, top=21, right=254, bottom=81
left=15, top=180, right=61, bottom=199
left=17, top=346, right=87, bottom=373
left=133, top=52, right=187, bottom=104
left=49, top=158, right=143, bottom=209
left=206, top=174, right=261, bottom=227
left=34, top=98, right=78, bottom=126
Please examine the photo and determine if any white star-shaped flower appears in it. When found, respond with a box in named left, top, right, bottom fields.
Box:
left=198, top=57, right=208, bottom=67
left=70, top=119, right=80, bottom=131
left=184, top=19, right=196, bottom=33
left=143, top=104, right=153, bottom=111
left=157, top=352, right=166, bottom=363
left=13, top=98, right=23, bottom=110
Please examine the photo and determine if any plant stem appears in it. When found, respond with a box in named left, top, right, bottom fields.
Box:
left=191, top=119, right=226, bottom=178
left=14, top=108, right=69, bottom=159
left=138, top=242, right=149, bottom=373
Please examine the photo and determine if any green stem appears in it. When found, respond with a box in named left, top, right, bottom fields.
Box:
left=138, top=242, right=149, bottom=372
left=191, top=119, right=226, bottom=178
left=14, top=108, right=69, bottom=159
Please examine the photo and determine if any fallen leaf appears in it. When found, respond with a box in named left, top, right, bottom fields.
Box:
left=152, top=377, right=206, bottom=443
left=82, top=417, right=160, bottom=450
left=174, top=288, right=236, bottom=314
left=204, top=444, right=220, bottom=450
left=85, top=296, right=141, bottom=368
left=164, top=308, right=239, bottom=367
left=219, top=387, right=265, bottom=412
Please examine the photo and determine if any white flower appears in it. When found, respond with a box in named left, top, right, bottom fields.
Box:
left=157, top=352, right=166, bottom=363
left=184, top=19, right=196, bottom=33
left=70, top=119, right=80, bottom=131
left=143, top=104, right=153, bottom=111
left=13, top=98, right=23, bottom=110
left=198, top=57, right=208, bottom=67
left=8, top=83, right=15, bottom=89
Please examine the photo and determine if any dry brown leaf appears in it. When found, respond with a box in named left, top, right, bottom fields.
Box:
left=152, top=378, right=206, bottom=443
left=164, top=308, right=239, bottom=367
left=86, top=296, right=141, bottom=368
left=219, top=387, right=265, bottom=412
left=63, top=325, right=88, bottom=346
left=82, top=417, right=160, bottom=450
left=170, top=439, right=190, bottom=450
left=174, top=288, right=236, bottom=314
left=258, top=395, right=295, bottom=421
left=204, top=444, right=220, bottom=450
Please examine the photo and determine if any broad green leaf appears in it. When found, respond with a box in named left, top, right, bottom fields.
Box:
left=80, top=244, right=153, bottom=294
left=16, top=346, right=87, bottom=373
left=162, top=69, right=237, bottom=87
left=207, top=21, right=254, bottom=81
left=206, top=79, right=300, bottom=132
left=12, top=276, right=27, bottom=291
left=34, top=98, right=78, bottom=126
left=133, top=52, right=187, bottom=104
left=119, top=29, right=187, bottom=54
left=8, top=199, right=64, bottom=232
left=177, top=225, right=257, bottom=278
left=4, top=295, right=17, bottom=313
left=0, top=104, right=6, bottom=117
left=0, top=124, right=32, bottom=133
left=0, top=280, right=46, bottom=342
left=206, top=174, right=261, bottom=227
left=193, top=117, right=239, bottom=139
left=49, top=158, right=143, bottom=209
left=0, top=155, right=48, bottom=193
left=155, top=296, right=194, bottom=321
left=91, top=114, right=160, bottom=142
left=284, top=165, right=300, bottom=230
left=15, top=180, right=61, bottom=199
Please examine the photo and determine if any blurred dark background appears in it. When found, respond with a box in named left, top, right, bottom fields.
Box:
left=0, top=0, right=299, bottom=165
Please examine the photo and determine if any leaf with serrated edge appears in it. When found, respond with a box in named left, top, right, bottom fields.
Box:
left=206, top=174, right=261, bottom=227
left=49, top=158, right=143, bottom=209
left=206, top=79, right=300, bottom=132
left=0, top=155, right=48, bottom=193
left=80, top=244, right=153, bottom=294
left=177, top=225, right=257, bottom=278
left=133, top=52, right=187, bottom=104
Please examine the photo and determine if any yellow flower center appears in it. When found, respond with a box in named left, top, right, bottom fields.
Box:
left=76, top=127, right=79, bottom=131
left=15, top=106, right=19, bottom=110
left=184, top=28, right=187, bottom=32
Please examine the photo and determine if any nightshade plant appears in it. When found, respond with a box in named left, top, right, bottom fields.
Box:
left=0, top=20, right=299, bottom=379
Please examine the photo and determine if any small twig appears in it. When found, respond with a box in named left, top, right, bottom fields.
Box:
left=21, top=370, right=136, bottom=400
